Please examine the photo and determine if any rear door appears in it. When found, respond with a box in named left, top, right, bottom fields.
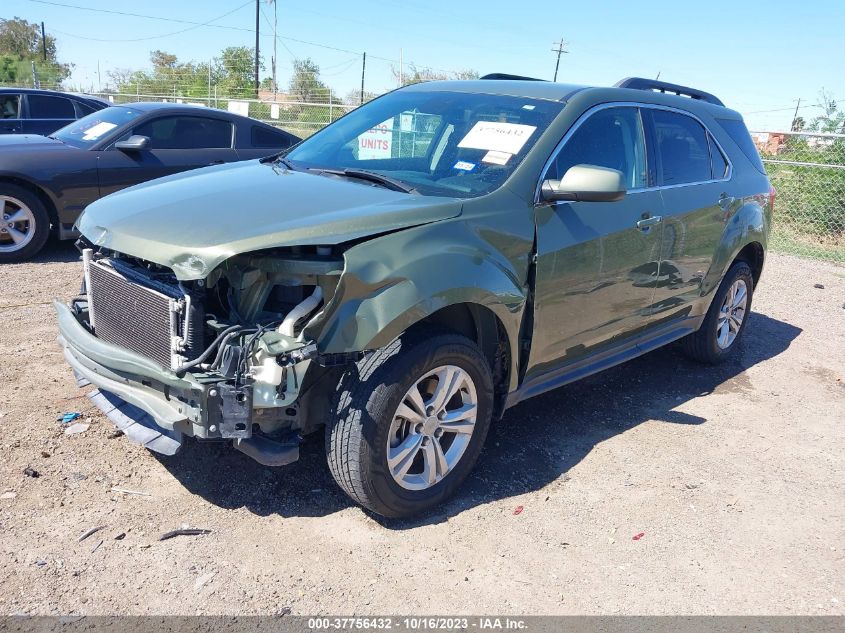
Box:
left=643, top=108, right=732, bottom=315
left=96, top=114, right=239, bottom=197
left=0, top=93, right=23, bottom=134
left=22, top=94, right=77, bottom=135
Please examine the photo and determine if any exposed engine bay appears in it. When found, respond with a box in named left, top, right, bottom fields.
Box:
left=69, top=239, right=360, bottom=463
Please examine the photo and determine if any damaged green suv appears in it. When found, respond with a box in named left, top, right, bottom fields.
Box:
left=57, top=76, right=772, bottom=517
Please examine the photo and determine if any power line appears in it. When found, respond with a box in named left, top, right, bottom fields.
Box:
left=29, top=0, right=462, bottom=73
left=50, top=1, right=253, bottom=43
left=744, top=104, right=817, bottom=114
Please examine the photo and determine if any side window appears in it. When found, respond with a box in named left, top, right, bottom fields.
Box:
left=552, top=107, right=647, bottom=189
left=708, top=133, right=728, bottom=179
left=716, top=117, right=766, bottom=174
left=651, top=110, right=711, bottom=185
left=74, top=101, right=98, bottom=118
left=0, top=94, right=21, bottom=119
left=251, top=125, right=293, bottom=149
left=133, top=116, right=233, bottom=149
left=27, top=95, right=76, bottom=119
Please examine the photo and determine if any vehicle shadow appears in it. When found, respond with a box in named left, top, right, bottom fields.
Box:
left=30, top=238, right=79, bottom=264
left=155, top=312, right=801, bottom=525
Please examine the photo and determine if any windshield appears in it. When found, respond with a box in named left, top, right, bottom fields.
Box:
left=285, top=90, right=563, bottom=198
left=53, top=106, right=142, bottom=148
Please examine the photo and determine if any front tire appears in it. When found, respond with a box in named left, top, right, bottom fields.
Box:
left=326, top=330, right=494, bottom=518
left=681, top=261, right=754, bottom=364
left=0, top=185, right=51, bottom=263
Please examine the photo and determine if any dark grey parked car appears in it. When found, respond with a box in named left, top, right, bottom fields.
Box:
left=0, top=88, right=109, bottom=136
left=0, top=102, right=300, bottom=261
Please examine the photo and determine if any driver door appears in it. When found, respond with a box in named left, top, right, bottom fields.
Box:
left=526, top=105, right=665, bottom=380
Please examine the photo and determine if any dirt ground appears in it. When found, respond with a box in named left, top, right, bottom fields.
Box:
left=0, top=242, right=843, bottom=616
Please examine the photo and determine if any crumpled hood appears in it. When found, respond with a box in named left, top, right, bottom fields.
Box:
left=78, top=160, right=463, bottom=279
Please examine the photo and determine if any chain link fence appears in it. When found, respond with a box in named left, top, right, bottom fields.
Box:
left=752, top=130, right=845, bottom=264
left=83, top=91, right=356, bottom=139
left=3, top=78, right=844, bottom=264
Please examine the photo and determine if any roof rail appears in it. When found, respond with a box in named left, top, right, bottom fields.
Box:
left=614, top=77, right=724, bottom=107
left=480, top=73, right=546, bottom=82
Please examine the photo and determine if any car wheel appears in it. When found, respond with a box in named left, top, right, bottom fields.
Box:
left=326, top=330, right=494, bottom=518
left=681, top=261, right=754, bottom=364
left=0, top=185, right=51, bottom=263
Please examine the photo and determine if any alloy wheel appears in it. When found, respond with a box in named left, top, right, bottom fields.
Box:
left=386, top=365, right=478, bottom=491
left=716, top=278, right=748, bottom=349
left=0, top=196, right=36, bottom=253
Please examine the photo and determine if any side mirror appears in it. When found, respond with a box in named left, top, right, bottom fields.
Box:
left=114, top=135, right=150, bottom=151
left=541, top=164, right=627, bottom=203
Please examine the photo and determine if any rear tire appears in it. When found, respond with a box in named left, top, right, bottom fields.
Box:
left=681, top=261, right=754, bottom=364
left=0, top=184, right=51, bottom=263
left=326, top=330, right=494, bottom=518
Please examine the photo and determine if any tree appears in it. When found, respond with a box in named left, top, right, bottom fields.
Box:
left=150, top=50, right=178, bottom=70
left=810, top=89, right=845, bottom=134
left=392, top=64, right=479, bottom=86
left=0, top=17, right=71, bottom=86
left=288, top=58, right=330, bottom=103
left=218, top=46, right=260, bottom=98
left=344, top=88, right=378, bottom=106
left=109, top=47, right=261, bottom=100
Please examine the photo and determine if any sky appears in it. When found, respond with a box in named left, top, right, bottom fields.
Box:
left=5, top=0, right=844, bottom=131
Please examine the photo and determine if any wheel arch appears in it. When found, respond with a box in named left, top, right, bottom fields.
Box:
left=406, top=303, right=513, bottom=418
left=732, top=240, right=764, bottom=287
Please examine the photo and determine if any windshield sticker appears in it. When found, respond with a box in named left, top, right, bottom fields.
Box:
left=522, top=104, right=536, bottom=110
left=457, top=121, right=537, bottom=155
left=481, top=150, right=512, bottom=165
left=453, top=161, right=476, bottom=171
left=81, top=121, right=118, bottom=141
left=357, top=117, right=394, bottom=160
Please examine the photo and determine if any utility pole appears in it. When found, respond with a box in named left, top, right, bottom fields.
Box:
left=360, top=52, right=366, bottom=105
left=254, top=0, right=260, bottom=98
left=791, top=98, right=802, bottom=130
left=41, top=22, right=47, bottom=62
left=551, top=38, right=568, bottom=82
left=272, top=0, right=278, bottom=96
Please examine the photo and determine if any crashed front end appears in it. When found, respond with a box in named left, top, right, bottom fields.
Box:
left=57, top=242, right=353, bottom=466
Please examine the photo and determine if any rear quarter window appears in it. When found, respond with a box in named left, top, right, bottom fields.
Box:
left=251, top=125, right=294, bottom=149
left=716, top=118, right=766, bottom=174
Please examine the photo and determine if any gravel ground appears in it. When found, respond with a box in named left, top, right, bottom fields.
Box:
left=0, top=242, right=843, bottom=616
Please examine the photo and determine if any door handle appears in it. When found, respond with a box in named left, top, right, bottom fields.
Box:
left=636, top=215, right=662, bottom=229
left=208, top=159, right=225, bottom=165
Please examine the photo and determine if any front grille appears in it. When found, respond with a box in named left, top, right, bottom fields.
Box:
left=88, top=259, right=204, bottom=369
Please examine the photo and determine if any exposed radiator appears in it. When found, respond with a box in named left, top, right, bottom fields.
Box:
left=87, top=258, right=204, bottom=369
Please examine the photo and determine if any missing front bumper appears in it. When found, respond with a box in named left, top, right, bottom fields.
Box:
left=56, top=299, right=303, bottom=466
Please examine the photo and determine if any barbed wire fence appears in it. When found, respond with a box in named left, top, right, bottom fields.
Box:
left=752, top=130, right=845, bottom=264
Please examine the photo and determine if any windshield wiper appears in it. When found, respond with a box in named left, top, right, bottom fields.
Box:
left=311, top=167, right=417, bottom=194
left=260, top=153, right=298, bottom=171
left=274, top=156, right=297, bottom=170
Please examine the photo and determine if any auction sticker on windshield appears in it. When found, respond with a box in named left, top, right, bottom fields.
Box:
left=457, top=121, right=537, bottom=155
left=81, top=121, right=118, bottom=141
